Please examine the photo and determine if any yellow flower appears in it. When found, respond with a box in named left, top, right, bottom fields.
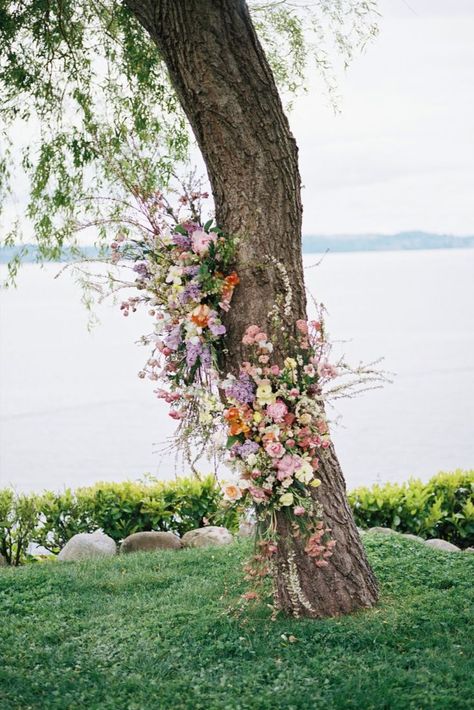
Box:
left=298, top=413, right=312, bottom=425
left=310, top=478, right=322, bottom=488
left=294, top=461, right=313, bottom=484
left=284, top=357, right=297, bottom=370
left=253, top=411, right=263, bottom=424
left=279, top=492, right=294, bottom=506
left=256, top=382, right=275, bottom=406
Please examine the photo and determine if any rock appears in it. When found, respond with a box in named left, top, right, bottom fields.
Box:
left=181, top=526, right=233, bottom=548
left=58, top=531, right=116, bottom=562
left=424, top=538, right=461, bottom=552
left=367, top=526, right=398, bottom=535
left=0, top=553, right=7, bottom=567
left=238, top=521, right=256, bottom=538
left=464, top=547, right=474, bottom=553
left=121, top=531, right=181, bottom=554
left=401, top=533, right=425, bottom=543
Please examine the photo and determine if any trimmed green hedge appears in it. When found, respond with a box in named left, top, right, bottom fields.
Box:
left=349, top=469, right=474, bottom=547
left=1, top=470, right=473, bottom=565
left=0, top=476, right=238, bottom=564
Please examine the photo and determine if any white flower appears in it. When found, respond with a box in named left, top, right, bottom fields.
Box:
left=294, top=460, right=314, bottom=485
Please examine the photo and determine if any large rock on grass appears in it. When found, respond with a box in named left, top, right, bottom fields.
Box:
left=181, top=526, right=233, bottom=549
left=401, top=533, right=425, bottom=543
left=58, top=531, right=116, bottom=562
left=424, top=538, right=460, bottom=552
left=367, top=526, right=398, bottom=535
left=121, top=531, right=181, bottom=554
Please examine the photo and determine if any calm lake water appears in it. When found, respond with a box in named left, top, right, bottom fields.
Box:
left=1, top=249, right=473, bottom=493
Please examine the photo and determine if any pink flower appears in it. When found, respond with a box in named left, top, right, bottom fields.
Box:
left=317, top=359, right=339, bottom=379
left=270, top=365, right=280, bottom=376
left=276, top=454, right=301, bottom=479
left=169, top=410, right=184, bottom=420
left=254, top=331, right=268, bottom=342
left=191, top=229, right=216, bottom=255
left=248, top=486, right=267, bottom=502
left=296, top=319, right=308, bottom=334
left=264, top=441, right=285, bottom=458
left=286, top=439, right=296, bottom=448
left=294, top=505, right=305, bottom=516
left=266, top=400, right=288, bottom=423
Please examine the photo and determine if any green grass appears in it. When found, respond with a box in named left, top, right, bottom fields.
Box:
left=1, top=536, right=473, bottom=710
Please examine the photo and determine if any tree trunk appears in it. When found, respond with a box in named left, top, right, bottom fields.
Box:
left=125, top=0, right=378, bottom=617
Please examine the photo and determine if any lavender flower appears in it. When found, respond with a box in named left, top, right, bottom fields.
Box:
left=179, top=281, right=201, bottom=305
left=225, top=373, right=256, bottom=404
left=183, top=265, right=200, bottom=277
left=172, top=233, right=192, bottom=249
left=209, top=322, right=226, bottom=336
left=133, top=261, right=151, bottom=278
left=236, top=440, right=260, bottom=459
left=200, top=346, right=212, bottom=370
left=164, top=326, right=181, bottom=351
left=186, top=340, right=202, bottom=367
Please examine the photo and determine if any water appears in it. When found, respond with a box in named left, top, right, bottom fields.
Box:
left=1, top=249, right=473, bottom=493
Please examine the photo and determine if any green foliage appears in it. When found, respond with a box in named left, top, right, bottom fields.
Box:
left=32, top=476, right=239, bottom=554
left=1, top=537, right=473, bottom=709
left=0, top=489, right=41, bottom=565
left=349, top=469, right=474, bottom=547
left=0, top=0, right=379, bottom=277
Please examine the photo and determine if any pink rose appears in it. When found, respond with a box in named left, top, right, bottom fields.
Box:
left=266, top=400, right=288, bottom=423
left=265, top=441, right=285, bottom=459
left=276, top=454, right=301, bottom=479
left=296, top=319, right=308, bottom=334
left=191, top=229, right=216, bottom=255
left=270, top=365, right=280, bottom=376
left=294, top=505, right=305, bottom=516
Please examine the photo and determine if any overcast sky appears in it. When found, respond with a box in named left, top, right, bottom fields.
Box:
left=291, top=0, right=474, bottom=235
left=2, top=0, right=473, bottom=239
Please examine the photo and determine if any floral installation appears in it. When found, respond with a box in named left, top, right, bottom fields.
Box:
left=78, top=180, right=386, bottom=613
left=220, top=321, right=339, bottom=602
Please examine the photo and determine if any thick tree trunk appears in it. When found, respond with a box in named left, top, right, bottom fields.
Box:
left=125, top=0, right=378, bottom=617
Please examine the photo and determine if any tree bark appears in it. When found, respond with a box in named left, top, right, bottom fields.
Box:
left=125, top=0, right=378, bottom=617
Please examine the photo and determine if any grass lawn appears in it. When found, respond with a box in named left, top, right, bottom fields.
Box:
left=0, top=534, right=473, bottom=710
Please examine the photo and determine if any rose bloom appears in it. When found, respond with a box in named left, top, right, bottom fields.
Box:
left=266, top=400, right=288, bottom=423
left=296, top=319, right=308, bottom=334
left=223, top=484, right=243, bottom=502
left=191, top=229, right=217, bottom=255
left=264, top=441, right=285, bottom=458
left=294, top=505, right=306, bottom=516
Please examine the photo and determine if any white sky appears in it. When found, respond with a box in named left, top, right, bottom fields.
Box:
left=2, top=0, right=473, bottom=239
left=292, top=0, right=474, bottom=235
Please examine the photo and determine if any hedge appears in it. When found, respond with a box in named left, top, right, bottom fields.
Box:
left=1, top=470, right=473, bottom=565
left=349, top=469, right=474, bottom=547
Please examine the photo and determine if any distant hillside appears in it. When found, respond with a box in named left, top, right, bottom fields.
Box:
left=302, top=231, right=474, bottom=253
left=1, top=232, right=474, bottom=262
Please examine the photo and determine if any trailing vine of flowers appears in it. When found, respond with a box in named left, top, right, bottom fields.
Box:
left=88, top=184, right=386, bottom=610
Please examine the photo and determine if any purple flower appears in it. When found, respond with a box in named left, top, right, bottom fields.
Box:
left=225, top=373, right=256, bottom=404
left=164, top=326, right=181, bottom=351
left=183, top=265, right=200, bottom=277
left=236, top=440, right=260, bottom=459
left=172, top=232, right=192, bottom=249
left=179, top=281, right=201, bottom=305
left=209, top=322, right=226, bottom=336
left=186, top=340, right=202, bottom=367
left=133, top=261, right=150, bottom=278
left=200, top=346, right=212, bottom=370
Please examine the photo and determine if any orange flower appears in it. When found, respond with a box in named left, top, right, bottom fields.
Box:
left=190, top=304, right=211, bottom=328
left=225, top=271, right=240, bottom=287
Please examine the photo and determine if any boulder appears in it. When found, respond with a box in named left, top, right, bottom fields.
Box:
left=401, top=533, right=425, bottom=543
left=238, top=521, right=256, bottom=538
left=464, top=547, right=474, bottom=553
left=0, top=553, right=6, bottom=567
left=181, top=526, right=233, bottom=548
left=58, top=531, right=116, bottom=562
left=367, top=526, right=398, bottom=535
left=424, top=538, right=460, bottom=552
left=121, top=531, right=181, bottom=554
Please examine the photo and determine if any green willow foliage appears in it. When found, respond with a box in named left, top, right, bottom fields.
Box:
left=0, top=0, right=378, bottom=280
